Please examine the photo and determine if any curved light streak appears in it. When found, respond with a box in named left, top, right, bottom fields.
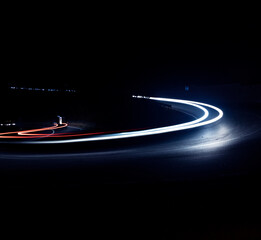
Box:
left=0, top=123, right=68, bottom=139
left=23, top=96, right=223, bottom=144
left=149, top=97, right=223, bottom=129
left=18, top=123, right=68, bottom=136
left=0, top=97, right=223, bottom=143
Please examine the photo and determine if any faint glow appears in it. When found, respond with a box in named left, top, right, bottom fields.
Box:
left=186, top=138, right=232, bottom=151
left=9, top=86, right=76, bottom=93
left=0, top=122, right=16, bottom=127
left=133, top=95, right=150, bottom=99
left=57, top=116, right=63, bottom=125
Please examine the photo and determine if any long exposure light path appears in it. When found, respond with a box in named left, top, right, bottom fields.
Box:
left=28, top=96, right=223, bottom=144
left=0, top=96, right=223, bottom=144
left=0, top=123, right=68, bottom=139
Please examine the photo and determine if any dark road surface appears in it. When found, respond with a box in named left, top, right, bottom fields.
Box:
left=1, top=97, right=261, bottom=235
left=1, top=100, right=260, bottom=184
left=2, top=19, right=261, bottom=237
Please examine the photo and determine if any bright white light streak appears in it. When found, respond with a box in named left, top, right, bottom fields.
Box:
left=25, top=96, right=223, bottom=144
left=149, top=97, right=223, bottom=129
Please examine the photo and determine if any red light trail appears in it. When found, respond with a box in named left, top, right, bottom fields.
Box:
left=0, top=96, right=223, bottom=143
left=0, top=123, right=144, bottom=139
left=0, top=123, right=68, bottom=139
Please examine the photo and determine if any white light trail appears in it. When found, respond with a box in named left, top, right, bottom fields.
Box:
left=26, top=96, right=223, bottom=144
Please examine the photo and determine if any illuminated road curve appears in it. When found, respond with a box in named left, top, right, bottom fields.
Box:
left=0, top=96, right=223, bottom=143
left=22, top=96, right=223, bottom=144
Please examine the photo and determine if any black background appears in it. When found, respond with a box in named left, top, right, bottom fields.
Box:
left=1, top=8, right=261, bottom=238
left=2, top=11, right=260, bottom=95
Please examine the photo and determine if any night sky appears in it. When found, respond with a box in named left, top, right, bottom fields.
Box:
left=1, top=12, right=261, bottom=236
left=1, top=15, right=259, bottom=131
left=2, top=16, right=260, bottom=96
left=2, top=17, right=260, bottom=127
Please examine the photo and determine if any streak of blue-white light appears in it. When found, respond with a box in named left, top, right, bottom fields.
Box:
left=26, top=96, right=223, bottom=144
